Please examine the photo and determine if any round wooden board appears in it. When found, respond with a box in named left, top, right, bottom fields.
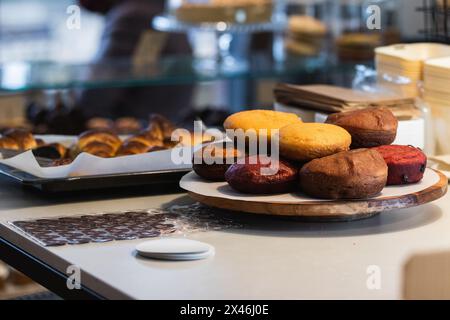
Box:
left=180, top=169, right=448, bottom=221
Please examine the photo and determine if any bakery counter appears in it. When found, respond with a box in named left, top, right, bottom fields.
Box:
left=0, top=174, right=449, bottom=300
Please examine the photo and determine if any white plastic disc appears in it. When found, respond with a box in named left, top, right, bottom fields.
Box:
left=136, top=238, right=214, bottom=261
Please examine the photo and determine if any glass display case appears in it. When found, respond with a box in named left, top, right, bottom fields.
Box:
left=0, top=0, right=375, bottom=94
left=0, top=0, right=373, bottom=126
left=330, top=0, right=400, bottom=61
left=153, top=0, right=288, bottom=73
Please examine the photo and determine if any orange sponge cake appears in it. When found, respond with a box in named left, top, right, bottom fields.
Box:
left=279, top=123, right=351, bottom=162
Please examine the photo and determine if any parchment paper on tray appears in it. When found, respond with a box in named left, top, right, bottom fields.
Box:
left=0, top=146, right=194, bottom=179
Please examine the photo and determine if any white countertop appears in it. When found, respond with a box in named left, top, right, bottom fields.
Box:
left=1, top=176, right=450, bottom=300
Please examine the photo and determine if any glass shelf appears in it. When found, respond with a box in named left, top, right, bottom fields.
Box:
left=0, top=54, right=365, bottom=93
left=153, top=15, right=287, bottom=33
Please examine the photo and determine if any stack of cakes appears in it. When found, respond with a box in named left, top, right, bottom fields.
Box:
left=193, top=109, right=427, bottom=200
left=174, top=0, right=273, bottom=24
left=285, top=15, right=327, bottom=57
left=336, top=33, right=382, bottom=61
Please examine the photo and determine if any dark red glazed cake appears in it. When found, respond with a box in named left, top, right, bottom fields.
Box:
left=373, top=145, right=427, bottom=185
left=225, top=155, right=298, bottom=194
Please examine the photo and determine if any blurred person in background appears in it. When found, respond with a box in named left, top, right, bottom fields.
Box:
left=75, top=0, right=193, bottom=122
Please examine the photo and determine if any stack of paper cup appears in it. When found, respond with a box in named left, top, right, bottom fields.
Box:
left=424, top=57, right=450, bottom=104
left=375, top=43, right=450, bottom=97
left=424, top=57, right=450, bottom=154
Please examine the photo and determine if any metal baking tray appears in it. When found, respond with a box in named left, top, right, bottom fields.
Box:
left=0, top=162, right=190, bottom=192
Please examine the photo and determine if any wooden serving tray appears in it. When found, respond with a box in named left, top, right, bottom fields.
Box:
left=180, top=169, right=448, bottom=221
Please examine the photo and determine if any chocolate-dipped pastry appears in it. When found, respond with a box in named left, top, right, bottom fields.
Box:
left=50, top=143, right=67, bottom=157
left=3, top=128, right=37, bottom=150
left=0, top=137, right=20, bottom=150
left=33, top=143, right=67, bottom=159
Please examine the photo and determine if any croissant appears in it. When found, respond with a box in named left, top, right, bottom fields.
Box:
left=116, top=131, right=166, bottom=156
left=3, top=128, right=37, bottom=150
left=148, top=114, right=176, bottom=140
left=144, top=122, right=164, bottom=141
left=0, top=137, right=20, bottom=150
left=81, top=141, right=116, bottom=158
left=116, top=141, right=168, bottom=157
left=116, top=141, right=150, bottom=156
left=77, top=130, right=121, bottom=153
left=125, top=133, right=164, bottom=148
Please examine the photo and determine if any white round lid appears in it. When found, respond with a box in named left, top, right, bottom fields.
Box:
left=136, top=238, right=213, bottom=255
left=139, top=249, right=215, bottom=261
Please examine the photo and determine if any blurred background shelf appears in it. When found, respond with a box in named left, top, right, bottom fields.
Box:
left=152, top=14, right=287, bottom=33
left=0, top=54, right=366, bottom=93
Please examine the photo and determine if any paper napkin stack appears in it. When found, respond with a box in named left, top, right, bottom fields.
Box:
left=424, top=56, right=450, bottom=105
left=424, top=57, right=450, bottom=154
left=274, top=83, right=417, bottom=116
